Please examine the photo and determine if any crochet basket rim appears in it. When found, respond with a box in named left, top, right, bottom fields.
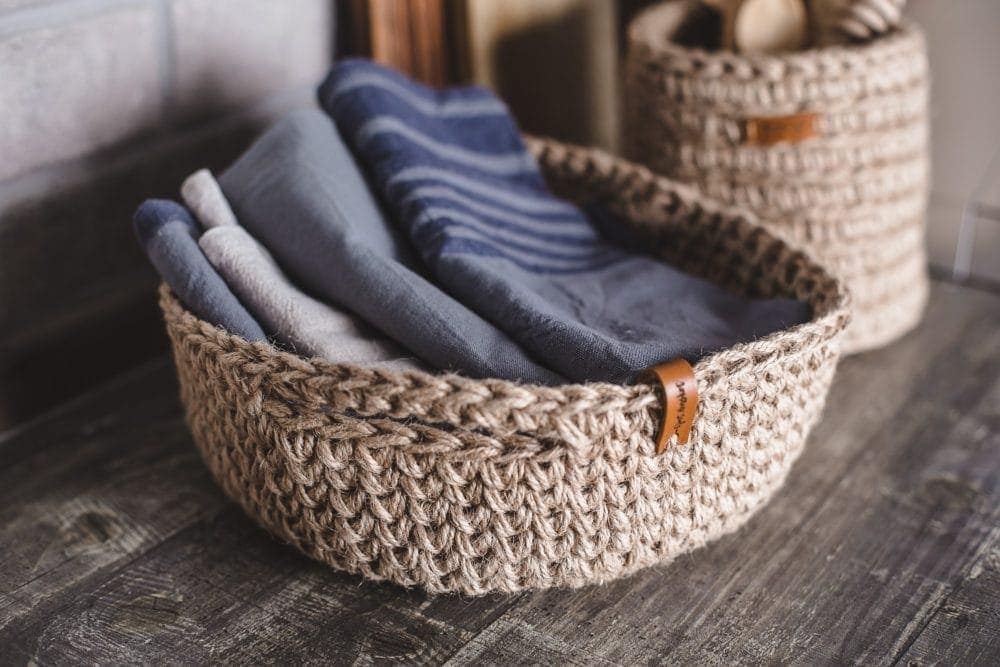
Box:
left=160, top=137, right=851, bottom=594
left=627, top=1, right=923, bottom=72
left=160, top=138, right=851, bottom=417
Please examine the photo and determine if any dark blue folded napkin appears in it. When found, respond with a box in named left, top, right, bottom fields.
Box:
left=133, top=199, right=266, bottom=342
left=318, top=59, right=810, bottom=383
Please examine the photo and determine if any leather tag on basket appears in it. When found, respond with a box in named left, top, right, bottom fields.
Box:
left=745, top=112, right=819, bottom=146
left=642, top=359, right=698, bottom=454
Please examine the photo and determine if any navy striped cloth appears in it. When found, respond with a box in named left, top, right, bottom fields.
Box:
left=318, top=60, right=810, bottom=384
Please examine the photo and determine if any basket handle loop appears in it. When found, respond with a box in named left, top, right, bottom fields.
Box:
left=642, top=358, right=699, bottom=454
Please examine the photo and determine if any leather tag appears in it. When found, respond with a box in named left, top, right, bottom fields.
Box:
left=745, top=112, right=819, bottom=146
left=642, top=359, right=698, bottom=454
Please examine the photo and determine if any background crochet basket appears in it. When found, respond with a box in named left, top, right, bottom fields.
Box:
left=624, top=0, right=929, bottom=354
left=160, top=138, right=850, bottom=596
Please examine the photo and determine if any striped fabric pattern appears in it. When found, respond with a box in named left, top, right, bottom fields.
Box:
left=217, top=109, right=565, bottom=385
left=322, top=62, right=620, bottom=276
left=319, top=59, right=810, bottom=384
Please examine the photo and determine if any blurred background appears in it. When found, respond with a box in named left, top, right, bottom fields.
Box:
left=0, top=0, right=997, bottom=428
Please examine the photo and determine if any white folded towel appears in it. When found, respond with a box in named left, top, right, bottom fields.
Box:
left=184, top=171, right=422, bottom=371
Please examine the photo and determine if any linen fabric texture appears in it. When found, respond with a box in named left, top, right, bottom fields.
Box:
left=318, top=59, right=810, bottom=383
left=218, top=109, right=565, bottom=384
left=182, top=170, right=422, bottom=370
left=132, top=199, right=266, bottom=342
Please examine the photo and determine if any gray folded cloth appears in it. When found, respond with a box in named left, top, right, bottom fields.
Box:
left=198, top=225, right=422, bottom=370
left=181, top=169, right=238, bottom=229
left=182, top=168, right=422, bottom=370
left=132, top=199, right=266, bottom=342
left=218, top=109, right=564, bottom=384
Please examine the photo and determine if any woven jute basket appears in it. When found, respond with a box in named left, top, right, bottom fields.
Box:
left=161, top=138, right=850, bottom=595
left=624, top=0, right=929, bottom=354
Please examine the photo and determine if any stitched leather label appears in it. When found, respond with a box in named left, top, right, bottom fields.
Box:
left=745, top=112, right=819, bottom=146
left=643, top=359, right=698, bottom=454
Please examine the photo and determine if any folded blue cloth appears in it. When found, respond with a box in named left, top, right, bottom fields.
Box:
left=133, top=199, right=266, bottom=342
left=217, top=109, right=564, bottom=384
left=318, top=59, right=811, bottom=383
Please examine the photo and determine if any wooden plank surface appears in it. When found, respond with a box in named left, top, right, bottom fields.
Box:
left=1, top=280, right=998, bottom=664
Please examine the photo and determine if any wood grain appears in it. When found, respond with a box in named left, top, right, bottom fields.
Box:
left=454, top=0, right=620, bottom=149
left=341, top=0, right=455, bottom=86
left=1, top=280, right=997, bottom=664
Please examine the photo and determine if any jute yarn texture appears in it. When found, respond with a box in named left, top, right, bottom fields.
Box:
left=161, top=138, right=850, bottom=596
left=624, top=2, right=929, bottom=354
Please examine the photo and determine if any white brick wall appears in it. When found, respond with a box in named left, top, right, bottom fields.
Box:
left=0, top=4, right=161, bottom=181
left=0, top=0, right=333, bottom=181
left=0, top=0, right=334, bottom=426
left=170, top=0, right=331, bottom=119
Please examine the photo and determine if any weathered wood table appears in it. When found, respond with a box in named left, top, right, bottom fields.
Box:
left=2, top=280, right=998, bottom=664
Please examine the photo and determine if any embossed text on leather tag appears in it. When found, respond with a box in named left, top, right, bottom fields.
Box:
left=642, top=358, right=699, bottom=454
left=745, top=112, right=819, bottom=146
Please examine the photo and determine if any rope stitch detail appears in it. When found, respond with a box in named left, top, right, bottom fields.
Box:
left=161, top=138, right=850, bottom=595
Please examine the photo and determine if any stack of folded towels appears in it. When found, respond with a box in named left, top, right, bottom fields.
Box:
left=135, top=59, right=809, bottom=386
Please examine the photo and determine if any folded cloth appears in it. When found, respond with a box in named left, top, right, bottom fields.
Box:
left=132, top=199, right=266, bottom=342
left=185, top=174, right=422, bottom=370
left=181, top=169, right=238, bottom=229
left=217, top=109, right=565, bottom=384
left=318, top=59, right=811, bottom=383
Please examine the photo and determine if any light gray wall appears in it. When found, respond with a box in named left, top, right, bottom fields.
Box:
left=907, top=0, right=1000, bottom=283
left=0, top=0, right=334, bottom=425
